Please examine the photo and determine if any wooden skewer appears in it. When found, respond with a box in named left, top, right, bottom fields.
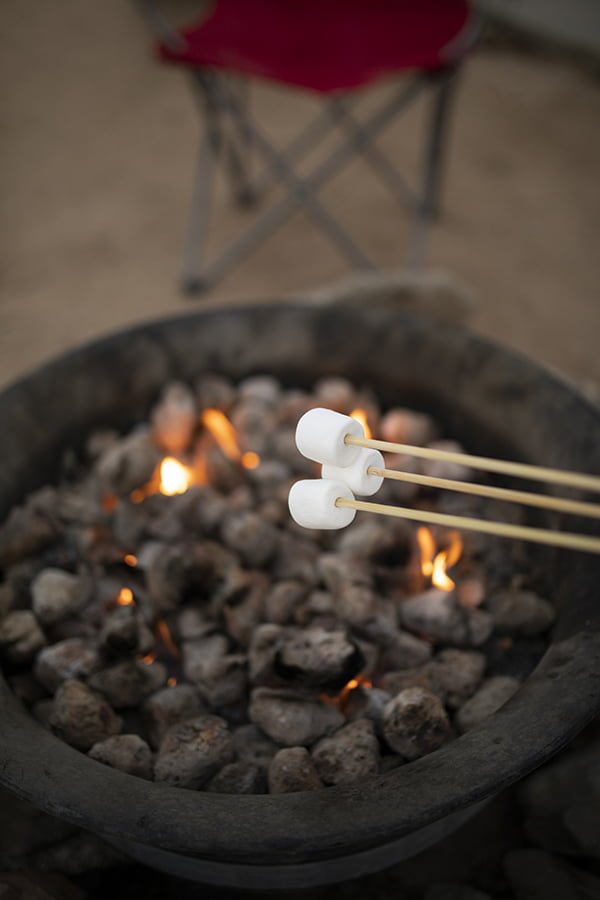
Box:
left=368, top=467, right=600, bottom=519
left=335, top=497, right=600, bottom=555
left=345, top=435, right=600, bottom=494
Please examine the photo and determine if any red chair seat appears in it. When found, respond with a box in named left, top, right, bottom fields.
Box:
left=158, top=0, right=471, bottom=93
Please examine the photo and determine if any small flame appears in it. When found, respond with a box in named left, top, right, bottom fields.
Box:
left=201, top=408, right=261, bottom=469
left=116, top=587, right=134, bottom=606
left=241, top=450, right=260, bottom=470
left=322, top=675, right=373, bottom=706
left=141, top=652, right=156, bottom=665
left=123, top=553, right=138, bottom=567
left=417, top=527, right=463, bottom=592
left=167, top=676, right=177, bottom=687
left=159, top=457, right=192, bottom=496
left=155, top=619, right=180, bottom=658
left=201, top=409, right=242, bottom=462
left=102, top=493, right=119, bottom=512
left=350, top=408, right=373, bottom=440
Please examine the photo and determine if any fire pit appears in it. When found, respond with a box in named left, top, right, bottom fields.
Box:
left=1, top=304, right=599, bottom=890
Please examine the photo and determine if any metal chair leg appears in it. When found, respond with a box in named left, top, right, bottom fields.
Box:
left=223, top=77, right=257, bottom=208
left=181, top=77, right=221, bottom=295
left=420, top=66, right=460, bottom=221
left=408, top=67, right=460, bottom=269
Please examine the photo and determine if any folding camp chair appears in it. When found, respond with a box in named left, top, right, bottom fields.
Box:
left=142, top=0, right=479, bottom=294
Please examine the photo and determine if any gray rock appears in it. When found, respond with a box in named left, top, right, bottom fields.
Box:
left=249, top=687, right=344, bottom=746
left=221, top=570, right=268, bottom=646
left=88, top=734, right=153, bottom=779
left=231, top=724, right=279, bottom=769
left=379, top=630, right=433, bottom=671
left=380, top=408, right=437, bottom=447
left=422, top=441, right=474, bottom=482
left=177, top=606, right=215, bottom=641
left=456, top=676, right=521, bottom=733
left=33, top=638, right=100, bottom=692
left=206, top=761, right=266, bottom=794
left=272, top=535, right=320, bottom=585
left=182, top=633, right=228, bottom=684
left=429, top=649, right=486, bottom=709
left=142, top=684, right=206, bottom=748
left=0, top=499, right=56, bottom=567
left=88, top=660, right=167, bottom=709
left=381, top=666, right=434, bottom=697
left=383, top=687, right=451, bottom=759
left=0, top=610, right=46, bottom=663
left=248, top=623, right=285, bottom=684
left=220, top=512, right=279, bottom=568
left=275, top=627, right=363, bottom=691
left=314, top=376, right=356, bottom=413
left=318, top=553, right=372, bottom=594
left=98, top=607, right=154, bottom=657
left=154, top=715, right=234, bottom=789
left=344, top=686, right=391, bottom=733
left=50, top=680, right=122, bottom=751
left=195, top=372, right=236, bottom=412
left=268, top=747, right=324, bottom=793
left=95, top=428, right=160, bottom=495
left=486, top=589, right=556, bottom=635
left=182, top=633, right=247, bottom=706
left=264, top=580, right=308, bottom=625
left=399, top=589, right=492, bottom=646
left=150, top=381, right=197, bottom=454
left=312, top=719, right=380, bottom=785
left=238, top=375, right=281, bottom=407
left=31, top=568, right=87, bottom=625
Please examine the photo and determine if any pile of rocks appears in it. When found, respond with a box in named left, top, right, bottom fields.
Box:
left=0, top=375, right=556, bottom=794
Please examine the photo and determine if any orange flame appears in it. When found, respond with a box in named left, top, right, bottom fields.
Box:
left=167, top=676, right=177, bottom=687
left=159, top=457, right=192, bottom=496
left=350, top=408, right=373, bottom=440
left=322, top=675, right=373, bottom=706
left=123, top=553, right=138, bottom=567
left=155, top=619, right=180, bottom=659
left=116, top=587, right=134, bottom=606
left=201, top=408, right=261, bottom=469
left=417, top=527, right=463, bottom=592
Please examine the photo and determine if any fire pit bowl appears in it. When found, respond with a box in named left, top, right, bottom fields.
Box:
left=1, top=304, right=599, bottom=890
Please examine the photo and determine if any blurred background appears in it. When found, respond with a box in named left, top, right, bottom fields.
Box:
left=1, top=0, right=599, bottom=392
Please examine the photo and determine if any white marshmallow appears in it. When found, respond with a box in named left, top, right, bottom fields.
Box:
left=288, top=479, right=357, bottom=530
left=295, top=407, right=364, bottom=467
left=322, top=448, right=385, bottom=497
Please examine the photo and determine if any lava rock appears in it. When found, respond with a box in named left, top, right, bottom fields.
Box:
left=383, top=687, right=451, bottom=759
left=31, top=568, right=88, bottom=625
left=221, top=570, right=268, bottom=646
left=486, top=590, right=556, bottom=635
left=263, top=581, right=308, bottom=625
left=88, top=734, right=153, bottom=778
left=314, top=376, right=356, bottom=413
left=151, top=382, right=197, bottom=454
left=275, top=627, right=364, bottom=691
left=95, top=428, right=160, bottom=495
left=429, top=649, right=486, bottom=709
left=183, top=633, right=247, bottom=706
left=268, top=747, right=324, bottom=793
left=380, top=408, right=437, bottom=446
left=98, top=607, right=154, bottom=657
left=312, top=719, right=380, bottom=785
left=344, top=686, right=391, bottom=732
left=50, top=679, right=122, bottom=751
left=220, top=511, right=279, bottom=568
left=231, top=724, right=279, bottom=770
left=33, top=638, right=101, bottom=692
left=177, top=606, right=215, bottom=641
left=195, top=372, right=236, bottom=412
left=248, top=623, right=285, bottom=684
left=422, top=440, right=474, bottom=482
left=88, top=660, right=167, bottom=709
left=154, top=715, right=234, bottom=789
left=381, top=666, right=434, bottom=697
left=0, top=610, right=46, bottom=663
left=142, top=684, right=206, bottom=748
left=182, top=633, right=228, bottom=683
left=456, top=676, right=521, bottom=733
left=249, top=687, right=344, bottom=746
left=206, top=761, right=266, bottom=794
left=0, top=497, right=57, bottom=567
left=399, top=589, right=493, bottom=646
left=379, top=630, right=433, bottom=671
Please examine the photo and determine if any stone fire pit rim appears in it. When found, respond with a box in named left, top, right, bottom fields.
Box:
left=0, top=303, right=599, bottom=867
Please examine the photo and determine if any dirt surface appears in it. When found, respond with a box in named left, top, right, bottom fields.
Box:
left=1, top=1, right=599, bottom=391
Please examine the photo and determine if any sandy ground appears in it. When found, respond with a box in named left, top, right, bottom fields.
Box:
left=1, top=1, right=599, bottom=392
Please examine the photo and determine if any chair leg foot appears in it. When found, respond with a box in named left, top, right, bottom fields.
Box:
left=181, top=276, right=212, bottom=297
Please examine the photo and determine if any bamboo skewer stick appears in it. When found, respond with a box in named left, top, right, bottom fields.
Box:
left=368, top=467, right=600, bottom=520
left=335, top=497, right=600, bottom=555
left=345, top=435, right=600, bottom=494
